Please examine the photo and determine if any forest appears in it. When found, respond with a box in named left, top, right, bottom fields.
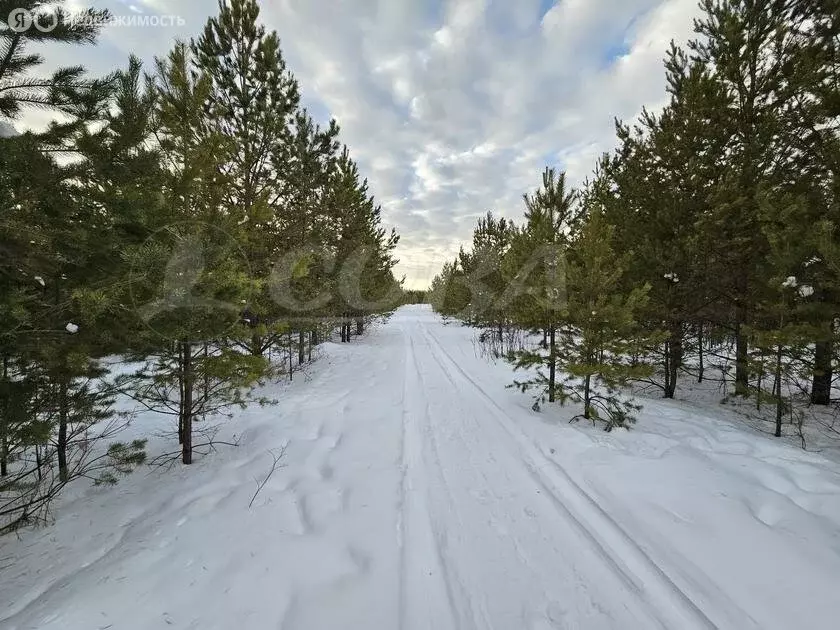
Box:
left=429, top=0, right=840, bottom=434
left=0, top=0, right=402, bottom=533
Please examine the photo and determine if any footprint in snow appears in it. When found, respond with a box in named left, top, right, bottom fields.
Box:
left=528, top=603, right=568, bottom=629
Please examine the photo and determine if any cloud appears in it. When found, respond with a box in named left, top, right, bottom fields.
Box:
left=0, top=121, right=18, bottom=137
left=13, top=0, right=702, bottom=289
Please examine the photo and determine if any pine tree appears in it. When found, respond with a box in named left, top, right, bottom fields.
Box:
left=690, top=0, right=801, bottom=396
left=504, top=168, right=575, bottom=403
left=329, top=148, right=401, bottom=341
left=747, top=188, right=823, bottom=437
left=601, top=45, right=729, bottom=397
left=784, top=1, right=840, bottom=405
left=264, top=108, right=343, bottom=369
left=0, top=136, right=67, bottom=491
left=428, top=260, right=470, bottom=318
left=125, top=43, right=271, bottom=465
left=458, top=212, right=514, bottom=348
left=0, top=1, right=114, bottom=137
left=193, top=0, right=301, bottom=357
left=511, top=208, right=659, bottom=429
left=0, top=56, right=147, bottom=530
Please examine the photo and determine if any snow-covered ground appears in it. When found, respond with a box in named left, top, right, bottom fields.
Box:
left=3, top=305, right=840, bottom=629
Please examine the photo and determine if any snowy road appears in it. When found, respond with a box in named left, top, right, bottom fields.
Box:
left=399, top=313, right=711, bottom=630
left=3, top=305, right=840, bottom=629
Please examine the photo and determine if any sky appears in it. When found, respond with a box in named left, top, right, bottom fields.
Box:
left=12, top=0, right=703, bottom=289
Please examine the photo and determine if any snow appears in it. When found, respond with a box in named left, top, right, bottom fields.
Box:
left=65, top=323, right=79, bottom=334
left=33, top=276, right=45, bottom=287
left=3, top=305, right=840, bottom=630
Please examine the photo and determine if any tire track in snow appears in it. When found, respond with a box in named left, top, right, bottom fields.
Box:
left=420, top=322, right=719, bottom=630
left=397, top=327, right=409, bottom=630
left=408, top=331, right=490, bottom=630
left=397, top=323, right=463, bottom=630
left=410, top=329, right=564, bottom=628
left=411, top=322, right=656, bottom=628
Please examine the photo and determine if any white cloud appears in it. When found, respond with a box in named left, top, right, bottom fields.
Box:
left=13, top=0, right=702, bottom=289
left=0, top=121, right=18, bottom=137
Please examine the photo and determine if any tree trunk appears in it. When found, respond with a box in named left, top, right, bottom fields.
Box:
left=734, top=316, right=750, bottom=396
left=811, top=340, right=832, bottom=405
left=756, top=356, right=764, bottom=411
left=178, top=343, right=185, bottom=445
left=0, top=431, right=6, bottom=478
left=548, top=325, right=556, bottom=403
left=181, top=341, right=193, bottom=465
left=298, top=331, right=306, bottom=365
left=288, top=334, right=293, bottom=382
left=57, top=376, right=69, bottom=483
left=251, top=333, right=263, bottom=357
left=309, top=331, right=314, bottom=361
left=203, top=344, right=209, bottom=416
left=1, top=355, right=7, bottom=477
left=356, top=318, right=364, bottom=336
left=584, top=373, right=592, bottom=420
left=775, top=344, right=783, bottom=438
left=664, top=323, right=682, bottom=399
left=697, top=323, right=704, bottom=383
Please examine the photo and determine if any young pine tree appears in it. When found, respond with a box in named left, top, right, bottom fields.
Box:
left=504, top=168, right=576, bottom=404
left=458, top=212, right=515, bottom=344
left=124, top=44, right=271, bottom=465
left=602, top=46, right=729, bottom=397
left=511, top=210, right=659, bottom=430
left=0, top=70, right=146, bottom=531
left=330, top=148, right=400, bottom=341
left=428, top=260, right=470, bottom=318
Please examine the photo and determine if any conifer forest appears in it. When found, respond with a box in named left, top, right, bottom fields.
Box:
left=3, top=2, right=840, bottom=629
left=1, top=0, right=402, bottom=530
